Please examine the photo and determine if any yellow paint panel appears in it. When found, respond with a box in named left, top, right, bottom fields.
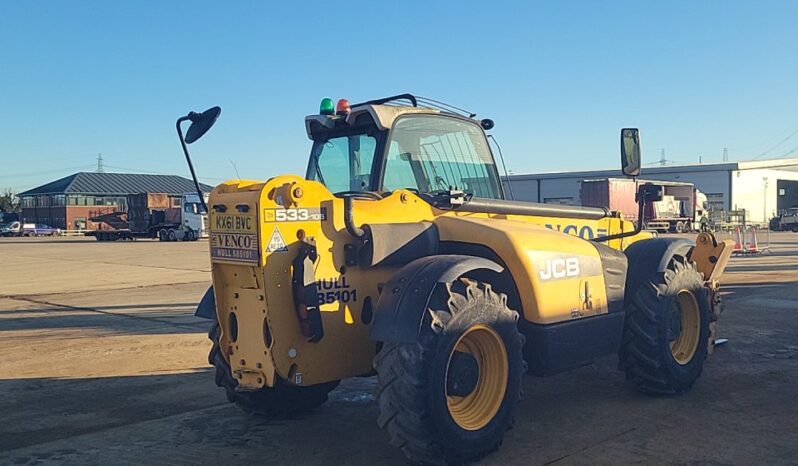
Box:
left=207, top=175, right=653, bottom=387
left=435, top=216, right=608, bottom=324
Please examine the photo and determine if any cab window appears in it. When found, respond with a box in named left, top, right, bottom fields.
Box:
left=382, top=115, right=502, bottom=198
left=310, top=134, right=377, bottom=193
left=184, top=202, right=199, bottom=214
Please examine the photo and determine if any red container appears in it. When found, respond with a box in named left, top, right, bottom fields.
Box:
left=580, top=178, right=639, bottom=221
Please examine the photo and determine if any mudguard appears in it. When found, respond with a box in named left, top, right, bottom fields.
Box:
left=195, top=286, right=216, bottom=320
left=370, top=255, right=503, bottom=344
left=624, top=237, right=694, bottom=298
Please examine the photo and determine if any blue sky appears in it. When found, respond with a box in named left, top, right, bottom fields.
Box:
left=1, top=1, right=797, bottom=192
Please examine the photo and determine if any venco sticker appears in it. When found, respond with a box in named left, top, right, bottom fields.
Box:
left=211, top=232, right=259, bottom=263
left=211, top=211, right=259, bottom=263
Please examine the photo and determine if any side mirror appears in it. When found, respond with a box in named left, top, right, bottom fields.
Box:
left=184, top=106, right=222, bottom=144
left=176, top=105, right=221, bottom=215
left=620, top=128, right=641, bottom=177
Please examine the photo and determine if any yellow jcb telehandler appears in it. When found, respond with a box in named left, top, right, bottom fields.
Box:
left=176, top=95, right=733, bottom=464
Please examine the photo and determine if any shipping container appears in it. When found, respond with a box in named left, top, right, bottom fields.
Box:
left=580, top=178, right=708, bottom=233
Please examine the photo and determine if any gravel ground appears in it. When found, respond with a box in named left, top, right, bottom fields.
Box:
left=1, top=233, right=796, bottom=465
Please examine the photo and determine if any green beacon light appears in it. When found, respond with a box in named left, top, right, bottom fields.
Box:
left=320, top=98, right=335, bottom=115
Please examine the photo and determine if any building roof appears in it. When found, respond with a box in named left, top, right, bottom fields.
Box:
left=507, top=157, right=798, bottom=181
left=18, top=172, right=214, bottom=196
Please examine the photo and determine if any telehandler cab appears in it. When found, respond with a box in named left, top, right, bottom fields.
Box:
left=177, top=95, right=733, bottom=465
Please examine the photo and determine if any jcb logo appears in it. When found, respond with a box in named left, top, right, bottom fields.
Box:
left=539, top=257, right=580, bottom=281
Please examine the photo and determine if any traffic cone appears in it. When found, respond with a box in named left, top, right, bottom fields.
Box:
left=733, top=227, right=744, bottom=254
left=747, top=227, right=759, bottom=254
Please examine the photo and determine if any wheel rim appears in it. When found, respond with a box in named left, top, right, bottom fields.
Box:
left=670, top=290, right=701, bottom=365
left=445, top=324, right=508, bottom=431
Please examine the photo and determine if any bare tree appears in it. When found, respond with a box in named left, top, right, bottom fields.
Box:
left=0, top=188, right=20, bottom=213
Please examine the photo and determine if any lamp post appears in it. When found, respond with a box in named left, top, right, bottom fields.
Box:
left=763, top=176, right=769, bottom=225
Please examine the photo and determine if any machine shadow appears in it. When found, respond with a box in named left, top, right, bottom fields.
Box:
left=0, top=301, right=210, bottom=335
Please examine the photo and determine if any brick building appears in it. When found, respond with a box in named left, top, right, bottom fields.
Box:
left=18, top=172, right=212, bottom=230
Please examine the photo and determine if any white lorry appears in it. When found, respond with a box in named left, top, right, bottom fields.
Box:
left=90, top=192, right=209, bottom=241
left=180, top=192, right=209, bottom=239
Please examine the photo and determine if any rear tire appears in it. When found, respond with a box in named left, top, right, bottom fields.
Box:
left=374, top=278, right=524, bottom=465
left=619, top=254, right=710, bottom=394
left=207, top=323, right=339, bottom=417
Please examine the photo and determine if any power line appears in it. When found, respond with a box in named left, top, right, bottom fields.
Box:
left=102, top=164, right=166, bottom=175
left=778, top=144, right=798, bottom=158
left=0, top=165, right=96, bottom=179
left=644, top=148, right=679, bottom=166
left=756, top=126, right=798, bottom=158
left=103, top=164, right=226, bottom=182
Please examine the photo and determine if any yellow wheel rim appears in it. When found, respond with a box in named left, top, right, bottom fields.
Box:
left=445, top=324, right=509, bottom=431
left=670, top=290, right=701, bottom=365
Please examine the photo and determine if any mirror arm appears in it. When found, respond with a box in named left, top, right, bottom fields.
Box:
left=176, top=117, right=208, bottom=214
left=592, top=187, right=648, bottom=243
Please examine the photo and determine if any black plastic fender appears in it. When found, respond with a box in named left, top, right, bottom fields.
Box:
left=195, top=286, right=216, bottom=320
left=370, top=255, right=503, bottom=344
left=624, top=237, right=694, bottom=298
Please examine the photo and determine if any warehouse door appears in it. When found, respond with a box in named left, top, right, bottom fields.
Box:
left=777, top=180, right=798, bottom=213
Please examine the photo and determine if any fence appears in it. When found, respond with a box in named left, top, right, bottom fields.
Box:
left=60, top=230, right=88, bottom=237
left=714, top=225, right=771, bottom=255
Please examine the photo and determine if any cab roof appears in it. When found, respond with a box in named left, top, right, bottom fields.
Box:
left=304, top=94, right=485, bottom=140
left=305, top=103, right=440, bottom=140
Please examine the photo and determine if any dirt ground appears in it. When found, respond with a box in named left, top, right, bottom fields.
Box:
left=1, top=233, right=797, bottom=465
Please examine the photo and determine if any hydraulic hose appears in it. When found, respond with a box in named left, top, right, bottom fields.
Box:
left=344, top=196, right=365, bottom=239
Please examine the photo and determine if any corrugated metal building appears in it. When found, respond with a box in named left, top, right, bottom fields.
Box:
left=18, top=172, right=212, bottom=230
left=503, top=158, right=798, bottom=224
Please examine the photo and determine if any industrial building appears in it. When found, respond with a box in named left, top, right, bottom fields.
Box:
left=504, top=158, right=798, bottom=224
left=18, top=172, right=212, bottom=230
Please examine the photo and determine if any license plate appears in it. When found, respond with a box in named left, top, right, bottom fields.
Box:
left=211, top=212, right=258, bottom=263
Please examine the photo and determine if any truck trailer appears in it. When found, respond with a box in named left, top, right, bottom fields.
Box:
left=581, top=178, right=708, bottom=233
left=89, top=192, right=208, bottom=241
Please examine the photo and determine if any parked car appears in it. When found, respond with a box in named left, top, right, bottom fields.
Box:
left=770, top=207, right=798, bottom=232
left=22, top=223, right=62, bottom=236
left=0, top=221, right=22, bottom=237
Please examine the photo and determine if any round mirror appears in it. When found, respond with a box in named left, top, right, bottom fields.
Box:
left=185, top=106, right=221, bottom=144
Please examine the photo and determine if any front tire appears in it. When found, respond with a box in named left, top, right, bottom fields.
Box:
left=619, top=254, right=710, bottom=394
left=207, top=323, right=339, bottom=417
left=374, top=278, right=524, bottom=465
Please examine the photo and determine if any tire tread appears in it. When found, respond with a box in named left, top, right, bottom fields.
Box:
left=619, top=255, right=709, bottom=395
left=374, top=280, right=523, bottom=465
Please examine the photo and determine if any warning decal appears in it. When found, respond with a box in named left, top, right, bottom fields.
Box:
left=266, top=227, right=288, bottom=253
